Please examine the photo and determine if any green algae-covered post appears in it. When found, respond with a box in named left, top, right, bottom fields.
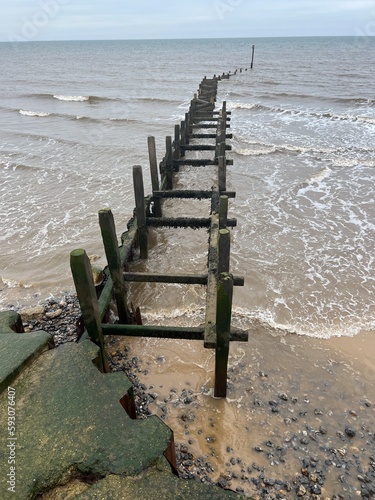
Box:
left=218, top=156, right=226, bottom=192
left=219, top=195, right=228, bottom=230
left=165, top=136, right=173, bottom=189
left=133, top=165, right=148, bottom=259
left=147, top=136, right=162, bottom=217
left=70, top=249, right=109, bottom=372
left=174, top=124, right=180, bottom=161
left=214, top=273, right=233, bottom=398
left=218, top=228, right=230, bottom=275
left=98, top=208, right=130, bottom=324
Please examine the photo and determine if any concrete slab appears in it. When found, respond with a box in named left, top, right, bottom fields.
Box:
left=0, top=310, right=51, bottom=394
left=0, top=340, right=173, bottom=499
left=74, top=457, right=244, bottom=499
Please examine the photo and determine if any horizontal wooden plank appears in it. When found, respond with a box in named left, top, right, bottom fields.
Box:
left=190, top=133, right=233, bottom=139
left=181, top=145, right=231, bottom=151
left=146, top=217, right=237, bottom=228
left=102, top=324, right=248, bottom=342
left=152, top=190, right=236, bottom=199
left=191, top=124, right=230, bottom=129
left=173, top=159, right=234, bottom=166
left=123, top=272, right=244, bottom=286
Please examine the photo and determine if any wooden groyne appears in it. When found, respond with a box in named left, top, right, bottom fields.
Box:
left=70, top=70, right=249, bottom=398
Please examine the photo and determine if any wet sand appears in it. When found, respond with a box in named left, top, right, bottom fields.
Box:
left=19, top=296, right=375, bottom=498
left=111, top=326, right=375, bottom=498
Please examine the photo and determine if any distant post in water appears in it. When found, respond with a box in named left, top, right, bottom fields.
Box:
left=251, top=45, right=255, bottom=69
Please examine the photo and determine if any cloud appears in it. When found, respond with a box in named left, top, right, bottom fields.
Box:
left=0, top=0, right=374, bottom=41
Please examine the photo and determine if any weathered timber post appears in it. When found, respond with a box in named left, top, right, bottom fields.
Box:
left=70, top=249, right=109, bottom=373
left=185, top=112, right=190, bottom=144
left=218, top=228, right=230, bottom=274
left=214, top=273, right=233, bottom=398
left=251, top=44, right=255, bottom=69
left=219, top=195, right=228, bottom=230
left=133, top=165, right=148, bottom=259
left=219, top=102, right=227, bottom=156
left=165, top=136, right=173, bottom=189
left=180, top=120, right=186, bottom=157
left=98, top=208, right=130, bottom=324
left=173, top=124, right=180, bottom=163
left=147, top=136, right=162, bottom=217
left=218, top=156, right=226, bottom=192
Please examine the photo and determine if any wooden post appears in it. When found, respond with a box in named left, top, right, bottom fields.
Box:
left=147, top=136, right=162, bottom=217
left=173, top=124, right=180, bottom=162
left=219, top=195, right=228, bottom=229
left=214, top=273, right=233, bottom=398
left=70, top=249, right=109, bottom=373
left=133, top=165, right=148, bottom=259
left=218, top=228, right=230, bottom=274
left=251, top=44, right=255, bottom=69
left=180, top=120, right=186, bottom=157
left=185, top=112, right=190, bottom=144
left=98, top=208, right=130, bottom=324
left=218, top=156, right=226, bottom=192
left=165, top=136, right=173, bottom=190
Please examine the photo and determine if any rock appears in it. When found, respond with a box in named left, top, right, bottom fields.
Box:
left=278, top=393, right=289, bottom=401
left=19, top=306, right=44, bottom=321
left=345, top=426, right=356, bottom=438
left=91, top=265, right=104, bottom=286
left=45, top=309, right=63, bottom=319
left=297, top=485, right=307, bottom=496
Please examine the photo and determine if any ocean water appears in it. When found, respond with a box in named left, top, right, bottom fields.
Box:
left=0, top=37, right=374, bottom=340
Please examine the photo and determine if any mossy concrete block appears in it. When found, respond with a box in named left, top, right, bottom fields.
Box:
left=74, top=457, right=245, bottom=500
left=0, top=330, right=51, bottom=394
left=0, top=340, right=173, bottom=499
left=0, top=310, right=24, bottom=334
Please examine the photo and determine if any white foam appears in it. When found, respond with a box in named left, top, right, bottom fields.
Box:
left=19, top=110, right=50, bottom=117
left=307, top=166, right=332, bottom=185
left=53, top=95, right=90, bottom=102
left=1, top=276, right=32, bottom=289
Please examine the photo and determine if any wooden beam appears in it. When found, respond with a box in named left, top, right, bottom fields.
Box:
left=101, top=323, right=247, bottom=341
left=123, top=272, right=244, bottom=286
left=146, top=217, right=237, bottom=229
left=152, top=190, right=236, bottom=199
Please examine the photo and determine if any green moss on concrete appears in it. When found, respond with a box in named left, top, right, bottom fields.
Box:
left=0, top=311, right=24, bottom=334
left=0, top=340, right=173, bottom=499
left=0, top=330, right=51, bottom=394
left=75, top=457, right=245, bottom=500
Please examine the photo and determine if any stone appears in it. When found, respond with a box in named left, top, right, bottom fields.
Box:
left=18, top=305, right=44, bottom=321
left=297, top=485, right=307, bottom=496
left=45, top=308, right=63, bottom=319
left=345, top=426, right=356, bottom=438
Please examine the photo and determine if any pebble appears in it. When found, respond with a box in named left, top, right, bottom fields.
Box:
left=345, top=426, right=356, bottom=438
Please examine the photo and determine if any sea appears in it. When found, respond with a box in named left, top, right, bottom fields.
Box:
left=0, top=36, right=374, bottom=340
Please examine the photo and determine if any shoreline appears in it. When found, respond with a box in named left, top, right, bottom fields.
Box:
left=7, top=293, right=375, bottom=498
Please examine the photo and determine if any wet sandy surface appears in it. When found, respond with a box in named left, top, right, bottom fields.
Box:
left=110, top=327, right=375, bottom=499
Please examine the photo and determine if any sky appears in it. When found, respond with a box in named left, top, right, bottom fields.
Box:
left=0, top=0, right=374, bottom=42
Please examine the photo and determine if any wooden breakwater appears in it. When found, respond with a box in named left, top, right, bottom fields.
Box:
left=70, top=69, right=250, bottom=398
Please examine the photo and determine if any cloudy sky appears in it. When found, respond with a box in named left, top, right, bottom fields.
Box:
left=1, top=0, right=374, bottom=42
